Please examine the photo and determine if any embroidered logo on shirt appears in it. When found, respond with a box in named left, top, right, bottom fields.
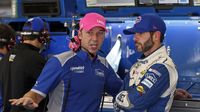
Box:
left=9, top=54, right=16, bottom=62
left=148, top=68, right=161, bottom=77
left=141, top=78, right=153, bottom=88
left=95, top=69, right=104, bottom=77
left=141, top=72, right=158, bottom=88
left=70, top=66, right=85, bottom=73
left=136, top=85, right=145, bottom=95
left=145, top=73, right=157, bottom=84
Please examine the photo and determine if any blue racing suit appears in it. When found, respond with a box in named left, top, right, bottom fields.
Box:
left=115, top=46, right=178, bottom=112
left=31, top=49, right=122, bottom=112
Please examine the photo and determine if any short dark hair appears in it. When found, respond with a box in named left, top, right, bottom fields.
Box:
left=0, top=24, right=16, bottom=48
left=160, top=34, right=165, bottom=43
left=150, top=31, right=165, bottom=43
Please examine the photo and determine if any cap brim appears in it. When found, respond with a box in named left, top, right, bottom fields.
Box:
left=123, top=28, right=135, bottom=35
left=84, top=24, right=108, bottom=32
left=123, top=27, right=151, bottom=35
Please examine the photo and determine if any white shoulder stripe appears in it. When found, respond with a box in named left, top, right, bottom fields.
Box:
left=54, top=51, right=76, bottom=66
left=98, top=55, right=109, bottom=68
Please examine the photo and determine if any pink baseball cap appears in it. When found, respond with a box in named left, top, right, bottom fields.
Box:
left=79, top=13, right=107, bottom=32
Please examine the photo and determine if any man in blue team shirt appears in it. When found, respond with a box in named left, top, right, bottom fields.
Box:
left=10, top=12, right=122, bottom=112
left=114, top=13, right=178, bottom=112
left=0, top=24, right=16, bottom=112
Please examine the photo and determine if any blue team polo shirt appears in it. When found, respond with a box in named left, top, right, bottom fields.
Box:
left=32, top=50, right=122, bottom=112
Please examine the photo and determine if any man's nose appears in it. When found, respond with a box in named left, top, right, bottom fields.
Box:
left=91, top=33, right=98, bottom=40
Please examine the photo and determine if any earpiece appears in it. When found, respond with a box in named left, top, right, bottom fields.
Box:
left=38, top=19, right=50, bottom=44
left=69, top=35, right=81, bottom=52
left=0, top=37, right=15, bottom=51
left=6, top=37, right=15, bottom=51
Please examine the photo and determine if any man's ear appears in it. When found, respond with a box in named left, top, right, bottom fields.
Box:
left=153, top=31, right=161, bottom=41
left=78, top=30, right=82, bottom=40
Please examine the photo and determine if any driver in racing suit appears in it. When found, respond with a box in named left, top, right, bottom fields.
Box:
left=114, top=13, right=178, bottom=112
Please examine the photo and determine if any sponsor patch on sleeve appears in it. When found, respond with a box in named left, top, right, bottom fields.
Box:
left=136, top=85, right=146, bottom=95
left=145, top=73, right=158, bottom=84
left=141, top=78, right=153, bottom=88
left=148, top=68, right=161, bottom=77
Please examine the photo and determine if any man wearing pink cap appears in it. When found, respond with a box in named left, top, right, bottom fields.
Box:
left=10, top=13, right=122, bottom=112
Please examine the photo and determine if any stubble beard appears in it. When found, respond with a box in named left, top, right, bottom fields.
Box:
left=135, top=36, right=154, bottom=53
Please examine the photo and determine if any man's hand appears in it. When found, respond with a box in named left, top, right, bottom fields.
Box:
left=115, top=91, right=133, bottom=109
left=9, top=97, right=38, bottom=110
left=174, top=88, right=192, bottom=100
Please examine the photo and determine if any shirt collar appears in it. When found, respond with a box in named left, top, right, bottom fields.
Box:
left=76, top=49, right=98, bottom=62
left=16, top=43, right=40, bottom=52
left=138, top=45, right=168, bottom=63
